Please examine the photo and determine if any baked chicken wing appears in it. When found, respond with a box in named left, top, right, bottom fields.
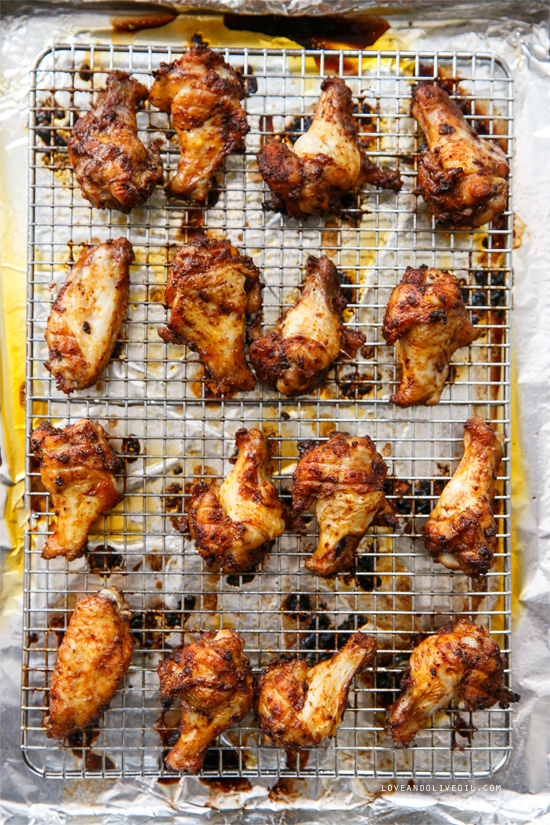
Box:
left=258, top=632, right=376, bottom=749
left=249, top=255, right=364, bottom=397
left=158, top=629, right=253, bottom=773
left=30, top=419, right=124, bottom=561
left=149, top=44, right=249, bottom=201
left=292, top=431, right=392, bottom=577
left=257, top=76, right=401, bottom=219
left=188, top=428, right=285, bottom=573
left=387, top=618, right=519, bottom=746
left=44, top=587, right=133, bottom=739
left=68, top=70, right=163, bottom=212
left=45, top=239, right=133, bottom=394
left=423, top=418, right=504, bottom=576
left=158, top=238, right=261, bottom=396
left=382, top=266, right=478, bottom=407
left=411, top=81, right=509, bottom=228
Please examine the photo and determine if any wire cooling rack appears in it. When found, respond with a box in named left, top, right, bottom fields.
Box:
left=22, top=44, right=514, bottom=779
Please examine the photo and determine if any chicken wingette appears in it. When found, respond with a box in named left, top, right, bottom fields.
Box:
left=258, top=632, right=376, bottom=749
left=382, top=266, right=478, bottom=407
left=158, top=238, right=261, bottom=397
left=149, top=44, right=249, bottom=201
left=68, top=70, right=163, bottom=212
left=411, top=80, right=509, bottom=228
left=257, top=76, right=401, bottom=219
left=188, top=428, right=285, bottom=573
left=44, top=587, right=133, bottom=739
left=387, top=618, right=519, bottom=746
left=45, top=239, right=133, bottom=394
left=292, top=431, right=392, bottom=577
left=423, top=418, right=504, bottom=576
left=249, top=255, right=364, bottom=397
left=158, top=629, right=253, bottom=773
left=30, top=419, right=124, bottom=561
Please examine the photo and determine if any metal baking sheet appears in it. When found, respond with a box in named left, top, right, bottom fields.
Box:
left=22, top=43, right=514, bottom=779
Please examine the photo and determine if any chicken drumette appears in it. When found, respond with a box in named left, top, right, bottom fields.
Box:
left=411, top=81, right=509, bottom=228
left=382, top=266, right=478, bottom=407
left=68, top=70, right=163, bottom=212
left=423, top=418, right=504, bottom=576
left=387, top=618, right=519, bottom=746
left=257, top=77, right=401, bottom=219
left=30, top=419, right=124, bottom=561
left=258, top=632, right=376, bottom=749
left=44, top=587, right=133, bottom=739
left=158, top=238, right=261, bottom=397
left=249, top=255, right=364, bottom=397
left=188, top=428, right=285, bottom=573
left=292, top=431, right=393, bottom=577
left=149, top=44, right=249, bottom=201
left=45, top=239, right=133, bottom=394
left=158, top=629, right=254, bottom=773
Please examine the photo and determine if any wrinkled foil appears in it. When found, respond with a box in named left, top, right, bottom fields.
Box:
left=1, top=4, right=550, bottom=823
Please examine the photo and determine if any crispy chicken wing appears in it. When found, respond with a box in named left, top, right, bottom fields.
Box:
left=411, top=81, right=509, bottom=228
left=30, top=419, right=124, bottom=561
left=292, top=431, right=392, bottom=577
left=258, top=632, right=376, bottom=749
left=257, top=77, right=401, bottom=219
left=249, top=255, right=364, bottom=397
left=158, top=238, right=261, bottom=396
left=68, top=70, right=163, bottom=213
left=149, top=44, right=249, bottom=201
left=382, top=266, right=478, bottom=407
left=188, top=428, right=285, bottom=573
left=45, top=239, right=133, bottom=394
left=158, top=629, right=253, bottom=773
left=387, top=618, right=519, bottom=746
left=44, top=587, right=133, bottom=739
left=423, top=418, right=504, bottom=576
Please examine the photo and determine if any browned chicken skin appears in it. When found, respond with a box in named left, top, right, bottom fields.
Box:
left=68, top=71, right=163, bottom=213
left=158, top=629, right=254, bottom=773
left=30, top=419, right=124, bottom=561
left=44, top=587, right=133, bottom=739
left=292, top=431, right=392, bottom=577
left=382, top=266, right=478, bottom=407
left=257, top=77, right=401, bottom=219
left=188, top=428, right=285, bottom=573
left=411, top=81, right=509, bottom=228
left=423, top=418, right=504, bottom=576
left=158, top=238, right=261, bottom=396
left=149, top=44, right=249, bottom=201
left=387, top=618, right=519, bottom=746
left=249, top=255, right=364, bottom=397
left=45, top=239, right=133, bottom=394
left=258, top=632, right=376, bottom=749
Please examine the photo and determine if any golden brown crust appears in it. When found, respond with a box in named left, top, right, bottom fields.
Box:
left=257, top=77, right=401, bottom=219
left=188, top=428, right=284, bottom=573
left=44, top=587, right=133, bottom=739
left=157, top=629, right=253, bottom=773
left=158, top=237, right=261, bottom=396
left=149, top=44, right=249, bottom=201
left=249, top=255, right=364, bottom=397
left=68, top=70, right=163, bottom=213
left=31, top=419, right=124, bottom=561
left=386, top=618, right=519, bottom=746
left=382, top=266, right=479, bottom=407
left=45, top=239, right=133, bottom=394
left=411, top=81, right=509, bottom=228
left=422, top=418, right=504, bottom=576
left=257, top=632, right=376, bottom=749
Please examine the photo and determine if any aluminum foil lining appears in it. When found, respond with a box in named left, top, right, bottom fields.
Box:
left=1, top=4, right=550, bottom=823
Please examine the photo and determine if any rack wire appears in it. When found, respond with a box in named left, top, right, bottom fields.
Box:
left=23, top=44, right=514, bottom=779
